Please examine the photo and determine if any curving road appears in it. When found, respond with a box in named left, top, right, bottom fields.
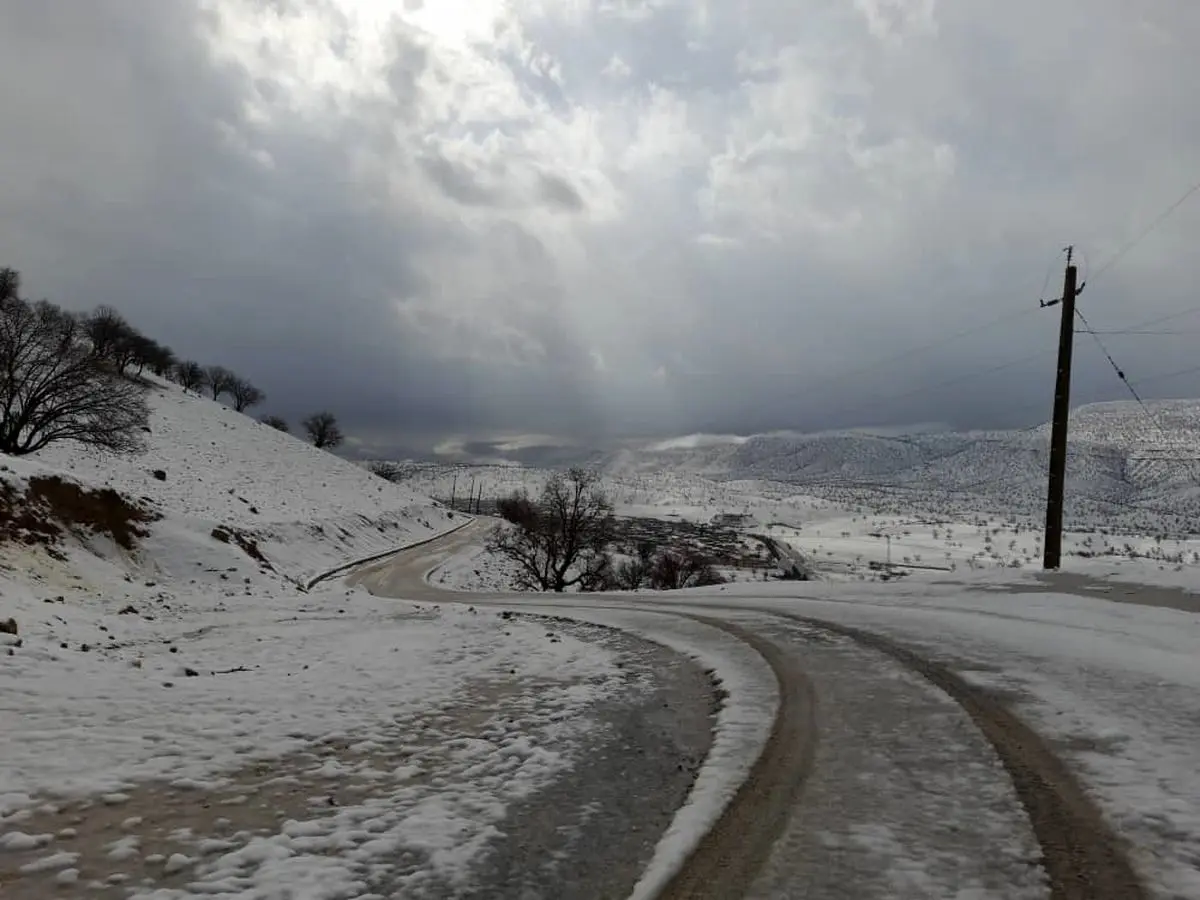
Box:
left=348, top=520, right=1179, bottom=900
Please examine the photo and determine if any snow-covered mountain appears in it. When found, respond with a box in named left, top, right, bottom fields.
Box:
left=602, top=400, right=1200, bottom=534
left=389, top=400, right=1200, bottom=537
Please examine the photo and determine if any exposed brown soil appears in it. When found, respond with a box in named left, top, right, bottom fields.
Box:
left=0, top=475, right=158, bottom=552
left=209, top=526, right=275, bottom=572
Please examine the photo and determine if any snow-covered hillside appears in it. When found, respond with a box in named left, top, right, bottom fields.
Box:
left=7, top=376, right=456, bottom=585
left=0, top=378, right=641, bottom=897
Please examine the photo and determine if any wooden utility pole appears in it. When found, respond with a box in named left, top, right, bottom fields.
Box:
left=467, top=476, right=476, bottom=516
left=1042, top=247, right=1080, bottom=569
left=450, top=473, right=458, bottom=512
left=474, top=480, right=483, bottom=514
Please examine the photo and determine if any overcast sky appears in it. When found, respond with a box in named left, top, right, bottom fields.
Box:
left=3, top=0, right=1198, bottom=461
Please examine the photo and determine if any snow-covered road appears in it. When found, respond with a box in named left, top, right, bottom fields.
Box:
left=355, top=523, right=1200, bottom=900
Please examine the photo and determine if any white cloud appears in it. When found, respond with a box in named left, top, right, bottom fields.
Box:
left=5, top=0, right=1200, bottom=448
left=853, top=0, right=938, bottom=42
left=602, top=54, right=633, bottom=80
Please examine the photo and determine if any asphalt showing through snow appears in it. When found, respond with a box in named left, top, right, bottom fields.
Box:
left=352, top=520, right=1158, bottom=900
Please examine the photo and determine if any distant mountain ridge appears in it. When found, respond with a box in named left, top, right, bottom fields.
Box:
left=603, top=399, right=1200, bottom=534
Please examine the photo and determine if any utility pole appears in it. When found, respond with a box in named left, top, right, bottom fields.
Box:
left=1042, top=246, right=1081, bottom=570
left=474, top=481, right=483, bottom=514
left=450, top=473, right=458, bottom=512
left=467, top=476, right=476, bottom=516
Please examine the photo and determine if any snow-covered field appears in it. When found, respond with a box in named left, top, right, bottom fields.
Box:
left=398, top=456, right=1200, bottom=593
left=0, top=379, right=638, bottom=897
left=394, top=456, right=1200, bottom=896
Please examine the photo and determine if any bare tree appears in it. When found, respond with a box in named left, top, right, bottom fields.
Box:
left=173, top=360, right=207, bottom=392
left=486, top=469, right=614, bottom=592
left=83, top=305, right=129, bottom=360
left=108, top=324, right=145, bottom=375
left=261, top=415, right=289, bottom=433
left=146, top=343, right=176, bottom=378
left=496, top=492, right=538, bottom=529
left=303, top=411, right=343, bottom=449
left=1, top=292, right=149, bottom=456
left=0, top=267, right=19, bottom=303
left=123, top=331, right=163, bottom=376
left=648, top=549, right=724, bottom=590
left=227, top=376, right=265, bottom=412
left=613, top=542, right=656, bottom=590
left=204, top=365, right=236, bottom=401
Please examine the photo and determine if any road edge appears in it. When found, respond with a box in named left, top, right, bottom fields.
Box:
left=305, top=516, right=475, bottom=590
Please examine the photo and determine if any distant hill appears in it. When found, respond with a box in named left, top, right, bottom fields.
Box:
left=602, top=400, right=1200, bottom=534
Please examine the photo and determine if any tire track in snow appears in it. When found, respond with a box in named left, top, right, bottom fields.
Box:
left=646, top=613, right=817, bottom=900
left=352, top=529, right=1146, bottom=898
left=756, top=609, right=1151, bottom=900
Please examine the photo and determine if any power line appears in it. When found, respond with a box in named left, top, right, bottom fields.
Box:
left=1130, top=363, right=1200, bottom=390
left=786, top=304, right=1039, bottom=402
left=811, top=347, right=1054, bottom=427
left=1095, top=303, right=1200, bottom=336
left=1090, top=178, right=1200, bottom=282
left=1074, top=309, right=1151, bottom=409
left=1076, top=307, right=1200, bottom=489
left=1077, top=328, right=1200, bottom=336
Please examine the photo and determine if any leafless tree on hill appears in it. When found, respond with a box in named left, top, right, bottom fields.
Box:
left=145, top=342, right=176, bottom=378
left=204, top=365, right=236, bottom=400
left=173, top=360, right=207, bottom=392
left=0, top=283, right=148, bottom=456
left=0, top=267, right=20, bottom=303
left=261, top=415, right=289, bottom=433
left=109, top=325, right=146, bottom=375
left=83, top=305, right=129, bottom=360
left=228, top=376, right=266, bottom=412
left=303, top=411, right=343, bottom=449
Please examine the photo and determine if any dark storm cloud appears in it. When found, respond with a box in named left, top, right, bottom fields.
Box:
left=3, top=0, right=1200, bottom=458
